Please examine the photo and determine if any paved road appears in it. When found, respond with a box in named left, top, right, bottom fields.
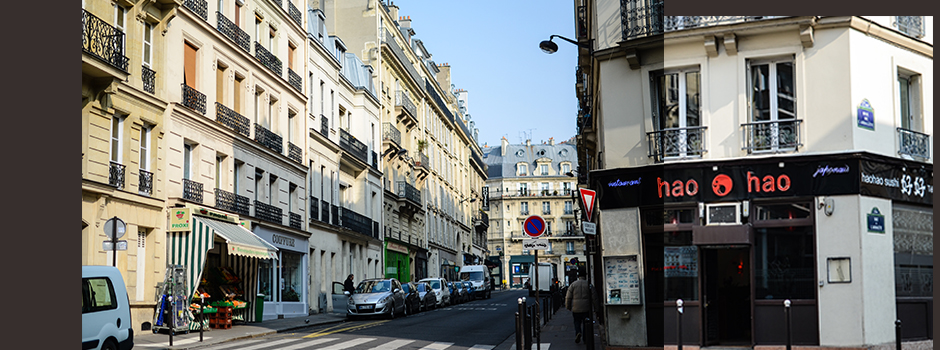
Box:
left=191, top=289, right=538, bottom=350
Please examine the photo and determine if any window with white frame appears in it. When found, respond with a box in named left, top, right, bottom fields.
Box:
left=897, top=69, right=928, bottom=159
left=519, top=183, right=529, bottom=196
left=539, top=164, right=549, bottom=176
left=561, top=163, right=570, bottom=175
left=895, top=16, right=925, bottom=38
left=542, top=201, right=550, bottom=215
left=566, top=241, right=575, bottom=254
left=143, top=23, right=153, bottom=68
left=651, top=68, right=703, bottom=160
left=520, top=202, right=529, bottom=215
left=564, top=201, right=573, bottom=215
left=517, top=163, right=527, bottom=176
left=747, top=58, right=799, bottom=152
left=183, top=143, right=193, bottom=180
left=110, top=114, right=125, bottom=164
left=139, top=125, right=150, bottom=171
left=114, top=5, right=127, bottom=52
left=540, top=182, right=549, bottom=195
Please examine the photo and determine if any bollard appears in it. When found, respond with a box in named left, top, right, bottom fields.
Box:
left=516, top=311, right=523, bottom=350
left=584, top=313, right=594, bottom=350
left=677, top=299, right=683, bottom=350
left=535, top=300, right=541, bottom=350
left=199, top=297, right=205, bottom=342
left=784, top=299, right=791, bottom=350
left=168, top=295, right=174, bottom=347
left=896, top=319, right=902, bottom=350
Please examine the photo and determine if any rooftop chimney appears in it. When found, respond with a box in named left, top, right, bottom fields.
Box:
left=436, top=63, right=452, bottom=98
left=501, top=137, right=508, bottom=156
left=388, top=3, right=399, bottom=22
left=548, top=137, right=554, bottom=145
left=399, top=16, right=411, bottom=29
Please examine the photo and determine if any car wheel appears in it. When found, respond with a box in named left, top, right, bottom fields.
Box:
left=389, top=303, right=396, bottom=319
left=100, top=339, right=118, bottom=350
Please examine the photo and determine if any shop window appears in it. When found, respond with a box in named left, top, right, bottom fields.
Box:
left=664, top=231, right=697, bottom=301
left=754, top=226, right=815, bottom=300
left=280, top=251, right=302, bottom=302
left=259, top=259, right=274, bottom=301
left=755, top=202, right=811, bottom=221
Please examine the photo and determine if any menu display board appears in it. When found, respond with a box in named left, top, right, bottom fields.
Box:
left=604, top=255, right=641, bottom=305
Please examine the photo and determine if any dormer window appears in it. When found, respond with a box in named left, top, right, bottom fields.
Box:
left=517, top=163, right=528, bottom=176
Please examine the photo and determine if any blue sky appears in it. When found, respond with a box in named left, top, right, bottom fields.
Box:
left=392, top=0, right=579, bottom=148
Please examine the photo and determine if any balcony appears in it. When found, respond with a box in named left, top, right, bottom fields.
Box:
left=898, top=128, right=930, bottom=159
left=742, top=119, right=802, bottom=153
left=288, top=142, right=303, bottom=164
left=139, top=169, right=153, bottom=196
left=321, top=201, right=331, bottom=225
left=341, top=207, right=377, bottom=239
left=320, top=114, right=329, bottom=137
left=563, top=230, right=583, bottom=237
left=425, top=78, right=456, bottom=124
left=254, top=123, right=283, bottom=154
left=542, top=209, right=552, bottom=215
left=331, top=205, right=339, bottom=225
left=373, top=221, right=380, bottom=239
left=309, top=197, right=319, bottom=222
left=474, top=212, right=489, bottom=232
left=339, top=128, right=369, bottom=164
left=288, top=2, right=302, bottom=27
left=109, top=161, right=125, bottom=189
left=181, top=83, right=207, bottom=115
left=665, top=16, right=784, bottom=33
left=142, top=66, right=155, bottom=94
left=215, top=102, right=251, bottom=137
left=372, top=151, right=379, bottom=170
left=647, top=126, right=707, bottom=162
left=896, top=16, right=925, bottom=38
left=289, top=212, right=302, bottom=230
left=288, top=68, right=302, bottom=92
left=394, top=91, right=418, bottom=129
left=520, top=209, right=529, bottom=216
left=397, top=181, right=421, bottom=205
left=216, top=11, right=250, bottom=53
left=183, top=0, right=208, bottom=21
left=416, top=152, right=429, bottom=171
left=215, top=188, right=250, bottom=216
left=254, top=200, right=282, bottom=225
left=620, top=0, right=663, bottom=41
left=183, top=178, right=203, bottom=203
left=382, top=122, right=402, bottom=147
left=254, top=42, right=282, bottom=78
left=82, top=9, right=129, bottom=73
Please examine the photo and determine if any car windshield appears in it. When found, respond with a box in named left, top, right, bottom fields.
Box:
left=460, top=271, right=484, bottom=281
left=357, top=280, right=391, bottom=293
left=416, top=284, right=427, bottom=292
left=427, top=281, right=440, bottom=289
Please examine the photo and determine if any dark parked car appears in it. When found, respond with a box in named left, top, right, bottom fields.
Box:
left=452, top=281, right=469, bottom=303
left=447, top=282, right=461, bottom=305
left=414, top=282, right=437, bottom=311
left=461, top=281, right=476, bottom=301
left=400, top=282, right=421, bottom=315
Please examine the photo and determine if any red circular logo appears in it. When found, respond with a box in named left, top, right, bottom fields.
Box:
left=712, top=174, right=733, bottom=196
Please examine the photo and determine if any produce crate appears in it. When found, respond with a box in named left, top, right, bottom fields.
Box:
left=209, top=317, right=232, bottom=329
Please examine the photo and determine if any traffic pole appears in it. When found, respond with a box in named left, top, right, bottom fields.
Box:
left=784, top=299, right=791, bottom=350
left=111, top=216, right=118, bottom=267
left=896, top=319, right=902, bottom=350
left=534, top=250, right=540, bottom=350
left=584, top=239, right=594, bottom=350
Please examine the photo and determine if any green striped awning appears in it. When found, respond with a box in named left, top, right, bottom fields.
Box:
left=197, top=217, right=278, bottom=260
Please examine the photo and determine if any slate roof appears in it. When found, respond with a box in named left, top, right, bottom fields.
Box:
left=482, top=141, right=577, bottom=179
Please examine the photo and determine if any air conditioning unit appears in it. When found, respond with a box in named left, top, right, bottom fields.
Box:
left=706, top=203, right=740, bottom=225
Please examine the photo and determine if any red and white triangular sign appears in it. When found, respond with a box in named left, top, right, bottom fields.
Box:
left=579, top=188, right=596, bottom=222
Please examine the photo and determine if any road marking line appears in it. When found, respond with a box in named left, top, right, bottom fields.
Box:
left=509, top=343, right=550, bottom=350
left=419, top=342, right=454, bottom=350
left=278, top=337, right=339, bottom=350
left=303, top=320, right=389, bottom=338
left=211, top=338, right=295, bottom=350
left=367, top=339, right=415, bottom=350
left=468, top=345, right=496, bottom=350
left=316, top=337, right=376, bottom=350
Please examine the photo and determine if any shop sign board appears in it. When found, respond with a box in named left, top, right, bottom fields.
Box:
left=168, top=208, right=191, bottom=232
left=522, top=239, right=550, bottom=250
left=857, top=99, right=875, bottom=130
left=867, top=207, right=885, bottom=233
left=386, top=241, right=409, bottom=254
left=860, top=159, right=933, bottom=205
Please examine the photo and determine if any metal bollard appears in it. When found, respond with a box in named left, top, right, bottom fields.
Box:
left=535, top=301, right=541, bottom=350
left=168, top=295, right=174, bottom=347
left=784, top=299, right=791, bottom=350
left=896, top=319, right=902, bottom=350
left=516, top=311, right=523, bottom=350
left=677, top=299, right=683, bottom=350
left=199, top=297, right=205, bottom=342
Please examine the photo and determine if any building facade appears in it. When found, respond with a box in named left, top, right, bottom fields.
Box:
left=575, top=5, right=933, bottom=348
left=483, top=138, right=585, bottom=288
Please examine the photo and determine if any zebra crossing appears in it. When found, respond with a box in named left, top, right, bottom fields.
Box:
left=192, top=336, right=500, bottom=350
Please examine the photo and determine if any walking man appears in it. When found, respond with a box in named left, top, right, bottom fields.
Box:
left=344, top=274, right=355, bottom=294
left=565, top=269, right=591, bottom=343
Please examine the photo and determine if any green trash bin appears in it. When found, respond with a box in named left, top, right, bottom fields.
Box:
left=255, top=294, right=265, bottom=322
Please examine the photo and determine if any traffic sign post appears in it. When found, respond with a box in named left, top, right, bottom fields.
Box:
left=578, top=188, right=596, bottom=222
left=104, top=216, right=126, bottom=267
left=523, top=215, right=547, bottom=238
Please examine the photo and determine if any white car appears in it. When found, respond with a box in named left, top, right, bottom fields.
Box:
left=418, top=278, right=451, bottom=307
left=346, top=278, right=407, bottom=319
left=82, top=266, right=134, bottom=350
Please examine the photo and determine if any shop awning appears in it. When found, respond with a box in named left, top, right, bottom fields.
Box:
left=196, top=217, right=278, bottom=260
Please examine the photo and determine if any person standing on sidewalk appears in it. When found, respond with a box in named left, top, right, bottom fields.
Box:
left=566, top=269, right=591, bottom=343
left=344, top=274, right=356, bottom=293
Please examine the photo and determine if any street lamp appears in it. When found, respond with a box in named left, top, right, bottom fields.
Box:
left=539, top=35, right=589, bottom=54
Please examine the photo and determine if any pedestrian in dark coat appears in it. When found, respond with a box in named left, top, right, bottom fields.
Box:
left=344, top=274, right=355, bottom=293
left=565, top=270, right=591, bottom=343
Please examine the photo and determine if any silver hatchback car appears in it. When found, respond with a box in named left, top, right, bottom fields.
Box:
left=346, top=278, right=407, bottom=319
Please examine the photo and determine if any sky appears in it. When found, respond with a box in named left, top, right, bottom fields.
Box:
left=392, top=0, right=579, bottom=149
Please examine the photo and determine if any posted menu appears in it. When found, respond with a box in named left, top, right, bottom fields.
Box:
left=604, top=255, right=640, bottom=305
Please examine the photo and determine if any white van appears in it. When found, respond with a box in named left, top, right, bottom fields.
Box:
left=459, top=265, right=492, bottom=299
left=82, top=266, right=134, bottom=350
left=526, top=262, right=554, bottom=297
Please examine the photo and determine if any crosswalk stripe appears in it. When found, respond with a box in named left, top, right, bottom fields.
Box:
left=467, top=345, right=495, bottom=350
left=134, top=337, right=219, bottom=348
left=419, top=342, right=454, bottom=350
left=316, top=337, right=376, bottom=350
left=367, top=339, right=416, bottom=350
left=214, top=338, right=295, bottom=350
left=279, top=337, right=339, bottom=350
left=508, top=343, right=550, bottom=350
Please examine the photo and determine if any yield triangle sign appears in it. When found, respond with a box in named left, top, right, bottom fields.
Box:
left=579, top=188, right=596, bottom=222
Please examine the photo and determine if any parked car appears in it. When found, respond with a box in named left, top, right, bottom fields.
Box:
left=461, top=281, right=477, bottom=301
left=414, top=282, right=437, bottom=311
left=447, top=282, right=462, bottom=304
left=346, top=278, right=406, bottom=319
left=330, top=281, right=347, bottom=313
left=418, top=278, right=450, bottom=307
left=400, top=282, right=421, bottom=315
left=82, top=265, right=134, bottom=350
left=453, top=281, right=469, bottom=304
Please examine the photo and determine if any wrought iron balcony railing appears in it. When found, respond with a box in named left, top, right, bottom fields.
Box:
left=109, top=161, right=125, bottom=189
left=254, top=123, right=283, bottom=154
left=139, top=169, right=153, bottom=195
left=255, top=41, right=282, bottom=77
left=142, top=66, right=155, bottom=94
left=184, top=0, right=208, bottom=21
left=183, top=178, right=204, bottom=203
left=520, top=209, right=529, bottom=216
left=395, top=90, right=417, bottom=119
left=416, top=152, right=429, bottom=171
left=372, top=151, right=379, bottom=170
left=288, top=142, right=302, bottom=164
left=576, top=5, right=588, bottom=40
left=270, top=0, right=282, bottom=8
left=321, top=201, right=331, bottom=224
left=470, top=149, right=484, bottom=169
left=898, top=128, right=930, bottom=159
left=340, top=129, right=369, bottom=164
left=331, top=205, right=339, bottom=225
left=397, top=181, right=421, bottom=205
left=620, top=0, right=663, bottom=41
left=254, top=200, right=282, bottom=224
left=215, top=188, right=250, bottom=216
left=82, top=9, right=129, bottom=72
left=382, top=122, right=401, bottom=146
left=288, top=68, right=302, bottom=92
left=425, top=78, right=456, bottom=124
left=664, top=16, right=783, bottom=32
left=289, top=212, right=302, bottom=230
left=647, top=126, right=707, bottom=162
left=182, top=83, right=207, bottom=115
left=215, top=102, right=251, bottom=137
left=288, top=2, right=302, bottom=27
left=742, top=119, right=802, bottom=153
left=320, top=114, right=330, bottom=137
left=542, top=209, right=552, bottom=215
left=309, top=197, right=319, bottom=222
left=217, top=11, right=250, bottom=53
left=896, top=16, right=925, bottom=38
left=341, top=207, right=374, bottom=238
left=373, top=221, right=380, bottom=239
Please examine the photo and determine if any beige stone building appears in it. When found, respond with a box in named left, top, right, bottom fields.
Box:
left=82, top=0, right=177, bottom=333
left=483, top=138, right=584, bottom=288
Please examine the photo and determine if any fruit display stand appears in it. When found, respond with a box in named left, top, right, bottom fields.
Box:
left=209, top=301, right=233, bottom=329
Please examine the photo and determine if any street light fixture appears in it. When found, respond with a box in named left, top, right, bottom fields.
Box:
left=539, top=35, right=586, bottom=54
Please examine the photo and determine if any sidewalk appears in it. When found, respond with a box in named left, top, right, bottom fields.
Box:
left=494, top=306, right=606, bottom=350
left=134, top=311, right=347, bottom=350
